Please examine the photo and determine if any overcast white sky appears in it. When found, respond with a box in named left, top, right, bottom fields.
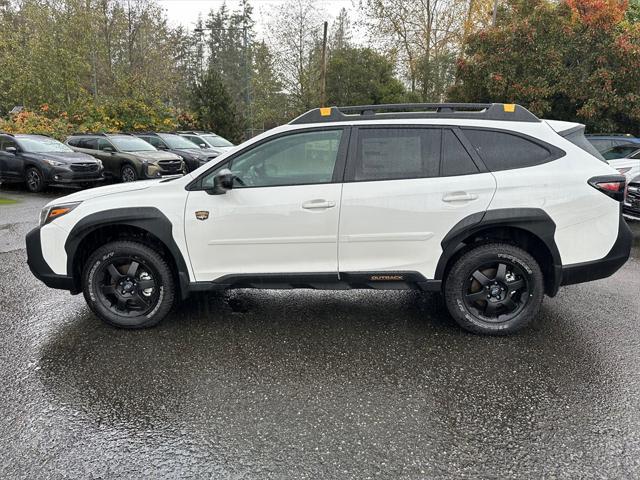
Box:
left=157, top=0, right=359, bottom=38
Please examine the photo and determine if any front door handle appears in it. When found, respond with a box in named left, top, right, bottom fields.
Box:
left=442, top=192, right=479, bottom=203
left=302, top=199, right=336, bottom=210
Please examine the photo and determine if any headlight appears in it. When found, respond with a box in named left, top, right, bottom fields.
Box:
left=44, top=159, right=64, bottom=167
left=40, top=201, right=82, bottom=226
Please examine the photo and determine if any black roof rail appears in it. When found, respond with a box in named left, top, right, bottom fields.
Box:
left=177, top=130, right=212, bottom=135
left=585, top=133, right=635, bottom=137
left=0, top=131, right=15, bottom=137
left=289, top=103, right=540, bottom=124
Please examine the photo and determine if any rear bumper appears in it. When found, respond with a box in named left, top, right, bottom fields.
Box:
left=25, top=227, right=75, bottom=291
left=560, top=213, right=632, bottom=286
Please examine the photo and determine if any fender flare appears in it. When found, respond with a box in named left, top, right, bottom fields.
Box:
left=64, top=207, right=191, bottom=298
left=434, top=208, right=563, bottom=295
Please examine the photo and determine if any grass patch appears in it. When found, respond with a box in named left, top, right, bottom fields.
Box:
left=0, top=197, right=18, bottom=205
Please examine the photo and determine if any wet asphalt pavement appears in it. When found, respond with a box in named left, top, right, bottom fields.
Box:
left=1, top=184, right=640, bottom=479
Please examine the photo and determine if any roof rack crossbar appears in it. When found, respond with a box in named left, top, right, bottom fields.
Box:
left=290, top=103, right=540, bottom=124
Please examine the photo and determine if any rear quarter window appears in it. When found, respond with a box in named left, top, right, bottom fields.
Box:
left=462, top=129, right=556, bottom=171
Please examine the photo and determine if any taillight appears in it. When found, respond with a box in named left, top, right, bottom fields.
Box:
left=588, top=175, right=626, bottom=202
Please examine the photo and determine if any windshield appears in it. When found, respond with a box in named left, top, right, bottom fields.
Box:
left=160, top=134, right=201, bottom=149
left=201, top=134, right=233, bottom=148
left=110, top=136, right=156, bottom=152
left=563, top=128, right=606, bottom=162
left=18, top=137, right=74, bottom=153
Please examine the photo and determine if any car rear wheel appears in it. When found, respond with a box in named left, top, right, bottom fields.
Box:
left=82, top=241, right=175, bottom=328
left=121, top=165, right=138, bottom=182
left=25, top=167, right=45, bottom=192
left=444, top=243, right=544, bottom=335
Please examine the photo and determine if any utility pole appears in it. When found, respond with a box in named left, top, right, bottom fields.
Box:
left=320, top=21, right=328, bottom=107
left=492, top=0, right=499, bottom=26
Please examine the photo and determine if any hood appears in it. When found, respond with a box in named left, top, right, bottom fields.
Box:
left=44, top=178, right=163, bottom=206
left=173, top=148, right=217, bottom=160
left=127, top=150, right=182, bottom=162
left=28, top=151, right=99, bottom=164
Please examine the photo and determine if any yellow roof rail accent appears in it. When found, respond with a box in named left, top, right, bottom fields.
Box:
left=504, top=104, right=516, bottom=113
left=320, top=107, right=332, bottom=117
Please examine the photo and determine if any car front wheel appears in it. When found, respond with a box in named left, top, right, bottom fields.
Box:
left=444, top=243, right=544, bottom=335
left=82, top=240, right=176, bottom=328
left=25, top=167, right=45, bottom=192
left=121, top=165, right=138, bottom=182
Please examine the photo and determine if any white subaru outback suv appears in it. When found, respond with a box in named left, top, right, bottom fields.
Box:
left=26, top=104, right=632, bottom=335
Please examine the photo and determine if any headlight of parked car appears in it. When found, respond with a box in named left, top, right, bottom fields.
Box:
left=40, top=201, right=82, bottom=226
left=43, top=159, right=65, bottom=167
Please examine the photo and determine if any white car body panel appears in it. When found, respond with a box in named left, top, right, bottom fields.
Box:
left=338, top=173, right=496, bottom=276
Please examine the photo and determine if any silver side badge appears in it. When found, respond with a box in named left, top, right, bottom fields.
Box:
left=195, top=211, right=209, bottom=221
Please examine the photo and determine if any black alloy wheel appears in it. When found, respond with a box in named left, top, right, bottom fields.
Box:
left=95, top=256, right=160, bottom=318
left=463, top=260, right=529, bottom=322
left=25, top=167, right=44, bottom=192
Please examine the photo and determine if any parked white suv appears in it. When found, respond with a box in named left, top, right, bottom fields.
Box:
left=26, top=104, right=632, bottom=334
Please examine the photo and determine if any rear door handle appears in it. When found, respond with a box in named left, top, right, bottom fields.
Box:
left=442, top=192, right=479, bottom=203
left=302, top=199, right=336, bottom=210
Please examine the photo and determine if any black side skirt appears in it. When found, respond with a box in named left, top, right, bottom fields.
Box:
left=188, top=272, right=442, bottom=293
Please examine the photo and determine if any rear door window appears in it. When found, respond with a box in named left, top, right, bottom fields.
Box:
left=441, top=130, right=479, bottom=176
left=462, top=129, right=553, bottom=171
left=80, top=138, right=98, bottom=150
left=349, top=128, right=440, bottom=181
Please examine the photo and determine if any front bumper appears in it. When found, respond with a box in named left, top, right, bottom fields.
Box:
left=45, top=165, right=104, bottom=184
left=560, top=213, right=632, bottom=286
left=26, top=227, right=75, bottom=291
left=157, top=160, right=186, bottom=176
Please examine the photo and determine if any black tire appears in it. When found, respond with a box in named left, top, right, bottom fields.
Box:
left=120, top=164, right=138, bottom=182
left=82, top=240, right=175, bottom=329
left=444, top=243, right=544, bottom=335
left=25, top=167, right=45, bottom=192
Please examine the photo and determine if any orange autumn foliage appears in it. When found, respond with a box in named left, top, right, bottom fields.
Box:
left=566, top=0, right=628, bottom=28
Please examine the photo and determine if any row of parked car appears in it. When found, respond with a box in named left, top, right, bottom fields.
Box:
left=585, top=134, right=640, bottom=220
left=0, top=131, right=235, bottom=192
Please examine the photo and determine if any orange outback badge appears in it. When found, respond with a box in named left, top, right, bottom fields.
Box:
left=195, top=211, right=209, bottom=221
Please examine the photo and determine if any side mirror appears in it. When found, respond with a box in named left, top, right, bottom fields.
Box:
left=5, top=146, right=17, bottom=154
left=207, top=168, right=234, bottom=195
left=102, top=146, right=115, bottom=153
left=199, top=143, right=207, bottom=149
left=157, top=144, right=168, bottom=150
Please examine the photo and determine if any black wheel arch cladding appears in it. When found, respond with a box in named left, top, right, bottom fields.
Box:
left=435, top=208, right=562, bottom=295
left=65, top=207, right=190, bottom=298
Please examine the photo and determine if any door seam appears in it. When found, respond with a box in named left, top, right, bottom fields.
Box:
left=336, top=183, right=345, bottom=280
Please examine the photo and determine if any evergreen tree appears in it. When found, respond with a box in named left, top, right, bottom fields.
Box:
left=190, top=68, right=245, bottom=143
